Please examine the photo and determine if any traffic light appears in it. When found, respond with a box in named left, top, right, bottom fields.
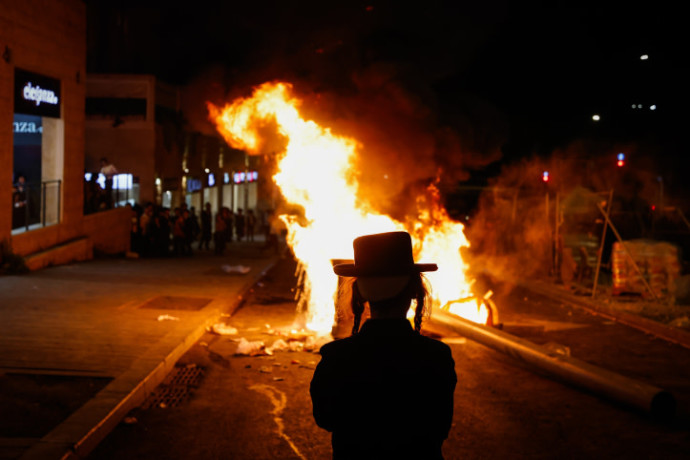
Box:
left=542, top=171, right=549, bottom=183
left=617, top=153, right=625, bottom=167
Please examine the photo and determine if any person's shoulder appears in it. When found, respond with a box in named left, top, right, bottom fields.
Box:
left=416, top=333, right=453, bottom=355
left=318, top=335, right=358, bottom=356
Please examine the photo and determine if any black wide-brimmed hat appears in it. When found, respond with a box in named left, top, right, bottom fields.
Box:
left=333, top=231, right=437, bottom=277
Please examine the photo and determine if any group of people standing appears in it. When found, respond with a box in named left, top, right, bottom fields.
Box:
left=130, top=201, right=258, bottom=257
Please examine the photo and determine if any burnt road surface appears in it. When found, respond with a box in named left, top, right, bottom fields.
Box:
left=89, top=256, right=690, bottom=459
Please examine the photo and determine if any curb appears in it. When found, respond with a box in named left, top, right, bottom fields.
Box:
left=20, top=258, right=278, bottom=460
left=521, top=280, right=690, bottom=351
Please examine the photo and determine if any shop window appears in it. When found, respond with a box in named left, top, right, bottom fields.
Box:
left=12, top=69, right=64, bottom=234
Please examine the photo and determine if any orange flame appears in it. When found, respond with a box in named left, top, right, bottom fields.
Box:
left=209, top=82, right=488, bottom=334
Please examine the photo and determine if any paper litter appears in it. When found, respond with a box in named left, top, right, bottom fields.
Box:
left=211, top=323, right=238, bottom=335
left=157, top=314, right=180, bottom=321
left=221, top=264, right=251, bottom=275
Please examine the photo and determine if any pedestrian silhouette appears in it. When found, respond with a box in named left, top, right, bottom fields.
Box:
left=310, top=231, right=457, bottom=459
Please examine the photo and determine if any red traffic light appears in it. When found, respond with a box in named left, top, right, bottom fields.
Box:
left=617, top=160, right=625, bottom=167
left=542, top=171, right=549, bottom=182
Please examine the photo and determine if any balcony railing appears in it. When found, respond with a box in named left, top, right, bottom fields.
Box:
left=84, top=173, right=139, bottom=214
left=11, top=180, right=61, bottom=233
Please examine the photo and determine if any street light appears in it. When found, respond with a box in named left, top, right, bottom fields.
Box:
left=592, top=114, right=601, bottom=121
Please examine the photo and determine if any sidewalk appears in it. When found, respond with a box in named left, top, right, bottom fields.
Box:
left=520, top=277, right=690, bottom=350
left=0, top=241, right=279, bottom=460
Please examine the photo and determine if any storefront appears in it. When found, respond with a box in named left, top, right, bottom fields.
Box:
left=11, top=68, right=64, bottom=233
left=1, top=1, right=130, bottom=270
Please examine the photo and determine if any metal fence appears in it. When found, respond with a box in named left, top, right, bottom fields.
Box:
left=11, top=180, right=61, bottom=232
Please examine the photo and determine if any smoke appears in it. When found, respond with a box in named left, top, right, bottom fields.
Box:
left=289, top=66, right=507, bottom=221
left=464, top=139, right=670, bottom=289
left=180, top=65, right=231, bottom=136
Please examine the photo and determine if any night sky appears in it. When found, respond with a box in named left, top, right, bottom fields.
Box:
left=86, top=1, right=687, bottom=180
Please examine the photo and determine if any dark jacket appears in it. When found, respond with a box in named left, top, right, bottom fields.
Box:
left=310, top=318, right=457, bottom=460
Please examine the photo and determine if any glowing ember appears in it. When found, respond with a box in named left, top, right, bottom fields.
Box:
left=209, top=82, right=487, bottom=334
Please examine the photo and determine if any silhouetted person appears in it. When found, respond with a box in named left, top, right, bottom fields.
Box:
left=214, top=208, right=228, bottom=255
left=311, top=231, right=456, bottom=459
left=99, top=157, right=117, bottom=208
left=246, top=209, right=257, bottom=241
left=12, top=174, right=28, bottom=229
left=199, top=202, right=212, bottom=250
left=235, top=208, right=245, bottom=241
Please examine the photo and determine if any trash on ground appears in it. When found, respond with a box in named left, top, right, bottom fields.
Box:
left=259, top=366, right=272, bottom=373
left=543, top=341, right=571, bottom=357
left=221, top=264, right=251, bottom=275
left=235, top=337, right=267, bottom=356
left=210, top=323, right=238, bottom=335
left=123, top=416, right=138, bottom=425
left=157, top=314, right=180, bottom=321
left=289, top=341, right=304, bottom=352
left=267, top=339, right=289, bottom=353
left=273, top=377, right=284, bottom=381
left=291, top=359, right=301, bottom=365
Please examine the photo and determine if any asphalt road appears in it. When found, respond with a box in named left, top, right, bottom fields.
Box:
left=89, top=256, right=690, bottom=459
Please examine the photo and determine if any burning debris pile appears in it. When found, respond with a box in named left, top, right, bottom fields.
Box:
left=208, top=82, right=495, bottom=336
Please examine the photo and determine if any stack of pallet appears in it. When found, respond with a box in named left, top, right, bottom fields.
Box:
left=612, top=239, right=681, bottom=300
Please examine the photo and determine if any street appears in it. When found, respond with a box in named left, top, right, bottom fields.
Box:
left=89, top=256, right=690, bottom=459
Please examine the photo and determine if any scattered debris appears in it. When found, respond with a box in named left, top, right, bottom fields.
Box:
left=289, top=341, right=304, bottom=352
left=210, top=323, right=238, bottom=335
left=291, top=359, right=301, bottom=365
left=259, top=366, right=273, bottom=373
left=268, top=339, right=289, bottom=353
left=157, top=314, right=180, bottom=322
left=221, top=264, right=251, bottom=275
left=235, top=338, right=267, bottom=356
left=123, top=416, right=138, bottom=425
left=273, top=377, right=284, bottom=381
left=543, top=342, right=571, bottom=357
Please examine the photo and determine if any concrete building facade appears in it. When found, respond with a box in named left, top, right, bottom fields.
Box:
left=1, top=0, right=129, bottom=270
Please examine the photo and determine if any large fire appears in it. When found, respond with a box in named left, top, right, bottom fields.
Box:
left=209, top=82, right=489, bottom=335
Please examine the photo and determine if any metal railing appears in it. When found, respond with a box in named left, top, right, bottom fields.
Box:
left=11, top=180, right=61, bottom=232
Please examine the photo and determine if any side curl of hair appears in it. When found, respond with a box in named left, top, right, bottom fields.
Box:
left=345, top=273, right=431, bottom=336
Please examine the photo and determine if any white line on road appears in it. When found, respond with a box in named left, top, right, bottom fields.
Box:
left=249, top=383, right=307, bottom=460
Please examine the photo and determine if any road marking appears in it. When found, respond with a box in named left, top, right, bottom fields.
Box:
left=249, top=383, right=307, bottom=460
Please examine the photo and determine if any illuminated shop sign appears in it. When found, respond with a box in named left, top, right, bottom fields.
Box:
left=233, top=171, right=258, bottom=184
left=14, top=69, right=61, bottom=118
